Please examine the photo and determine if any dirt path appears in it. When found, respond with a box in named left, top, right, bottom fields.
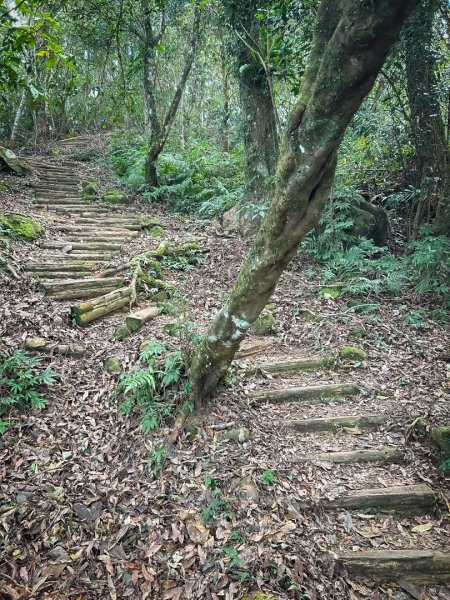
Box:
left=0, top=143, right=449, bottom=599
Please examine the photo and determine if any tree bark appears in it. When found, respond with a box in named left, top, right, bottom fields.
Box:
left=190, top=0, right=419, bottom=407
left=220, top=0, right=279, bottom=233
left=404, top=0, right=450, bottom=238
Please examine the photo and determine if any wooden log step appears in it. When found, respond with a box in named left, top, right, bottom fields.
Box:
left=42, top=242, right=122, bottom=251
left=46, top=287, right=117, bottom=300
left=54, top=225, right=138, bottom=236
left=73, top=219, right=140, bottom=230
left=252, top=382, right=360, bottom=404
left=294, top=448, right=404, bottom=464
left=339, top=550, right=450, bottom=584
left=62, top=236, right=129, bottom=245
left=289, top=414, right=386, bottom=432
left=25, top=262, right=97, bottom=271
left=244, top=356, right=332, bottom=376
left=41, top=252, right=114, bottom=261
left=34, top=185, right=79, bottom=192
left=39, top=276, right=124, bottom=293
left=25, top=337, right=88, bottom=357
left=71, top=286, right=132, bottom=325
left=35, top=198, right=85, bottom=205
left=29, top=271, right=92, bottom=279
left=324, top=484, right=436, bottom=514
left=125, top=305, right=161, bottom=332
left=54, top=209, right=111, bottom=215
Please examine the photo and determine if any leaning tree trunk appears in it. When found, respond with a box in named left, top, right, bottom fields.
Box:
left=404, top=0, right=450, bottom=238
left=144, top=5, right=201, bottom=187
left=190, top=0, right=419, bottom=407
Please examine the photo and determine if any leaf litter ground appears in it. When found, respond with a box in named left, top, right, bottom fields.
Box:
left=0, top=147, right=449, bottom=599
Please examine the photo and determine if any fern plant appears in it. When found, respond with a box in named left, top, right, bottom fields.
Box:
left=117, top=343, right=185, bottom=433
left=0, top=350, right=57, bottom=434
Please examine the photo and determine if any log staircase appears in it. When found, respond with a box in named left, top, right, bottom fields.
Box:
left=240, top=354, right=450, bottom=587
left=23, top=148, right=449, bottom=592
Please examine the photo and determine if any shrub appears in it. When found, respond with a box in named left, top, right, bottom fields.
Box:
left=104, top=131, right=244, bottom=218
left=118, top=341, right=185, bottom=433
left=0, top=350, right=58, bottom=434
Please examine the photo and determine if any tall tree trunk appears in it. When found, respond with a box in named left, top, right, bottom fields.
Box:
left=404, top=0, right=450, bottom=238
left=220, top=1, right=279, bottom=233
left=190, top=0, right=419, bottom=407
left=9, top=90, right=26, bottom=147
left=220, top=41, right=231, bottom=153
left=144, top=5, right=201, bottom=187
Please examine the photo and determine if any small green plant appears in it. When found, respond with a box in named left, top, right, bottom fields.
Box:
left=259, top=469, right=277, bottom=486
left=221, top=545, right=241, bottom=567
left=404, top=310, right=428, bottom=329
left=202, top=479, right=232, bottom=525
left=117, top=342, right=185, bottom=433
left=148, top=446, right=166, bottom=476
left=0, top=350, right=58, bottom=434
left=161, top=248, right=206, bottom=271
left=439, top=458, right=450, bottom=472
left=362, top=506, right=391, bottom=515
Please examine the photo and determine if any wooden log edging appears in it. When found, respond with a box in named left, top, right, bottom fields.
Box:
left=25, top=337, right=88, bottom=357
left=339, top=550, right=450, bottom=584
left=289, top=414, right=386, bottom=432
left=294, top=448, right=404, bottom=464
left=244, top=356, right=333, bottom=377
left=252, top=382, right=360, bottom=404
left=71, top=286, right=132, bottom=326
left=324, top=484, right=436, bottom=514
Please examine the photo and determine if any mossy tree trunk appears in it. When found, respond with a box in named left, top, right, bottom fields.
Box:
left=143, top=3, right=201, bottom=187
left=190, top=0, right=419, bottom=407
left=222, top=0, right=279, bottom=222
left=404, top=0, right=450, bottom=238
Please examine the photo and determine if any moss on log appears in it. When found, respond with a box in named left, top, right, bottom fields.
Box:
left=125, top=306, right=161, bottom=333
left=71, top=287, right=132, bottom=326
left=252, top=382, right=360, bottom=404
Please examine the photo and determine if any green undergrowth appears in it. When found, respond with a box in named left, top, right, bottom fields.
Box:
left=0, top=350, right=58, bottom=434
left=104, top=131, right=244, bottom=218
left=302, top=218, right=450, bottom=311
left=118, top=341, right=186, bottom=433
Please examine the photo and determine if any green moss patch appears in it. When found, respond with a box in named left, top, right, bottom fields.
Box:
left=251, top=313, right=275, bottom=336
left=431, top=426, right=450, bottom=457
left=81, top=179, right=99, bottom=200
left=339, top=345, right=367, bottom=361
left=0, top=214, right=44, bottom=241
left=103, top=189, right=127, bottom=204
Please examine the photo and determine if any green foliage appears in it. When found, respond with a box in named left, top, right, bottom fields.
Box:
left=202, top=478, right=232, bottom=525
left=406, top=232, right=450, bottom=299
left=304, top=210, right=449, bottom=303
left=259, top=469, right=277, bottom=486
left=0, top=350, right=57, bottom=434
left=148, top=445, right=166, bottom=476
left=117, top=342, right=185, bottom=433
left=105, top=132, right=244, bottom=218
left=220, top=545, right=241, bottom=567
left=161, top=248, right=206, bottom=271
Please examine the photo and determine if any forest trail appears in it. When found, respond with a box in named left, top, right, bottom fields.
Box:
left=242, top=352, right=450, bottom=586
left=1, top=141, right=448, bottom=599
left=25, top=154, right=140, bottom=300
